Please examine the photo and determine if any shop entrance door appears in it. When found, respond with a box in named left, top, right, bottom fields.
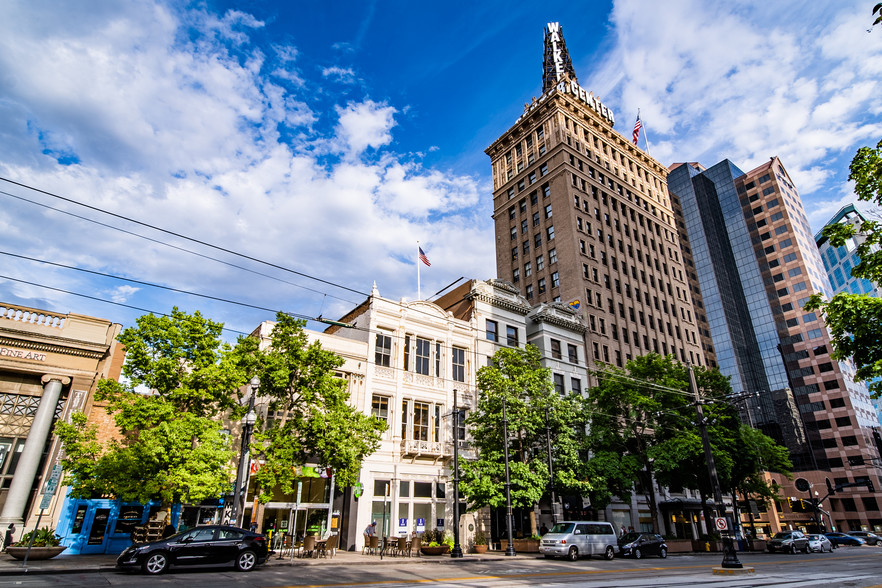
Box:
left=77, top=506, right=113, bottom=554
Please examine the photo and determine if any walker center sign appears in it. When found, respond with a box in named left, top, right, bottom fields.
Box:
left=0, top=346, right=47, bottom=362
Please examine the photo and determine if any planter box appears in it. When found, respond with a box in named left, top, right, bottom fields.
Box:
left=6, top=546, right=67, bottom=560
left=500, top=539, right=540, bottom=553
left=664, top=539, right=693, bottom=553
left=420, top=545, right=450, bottom=556
left=473, top=544, right=488, bottom=554
left=748, top=539, right=767, bottom=552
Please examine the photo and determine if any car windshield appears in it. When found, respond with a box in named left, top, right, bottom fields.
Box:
left=620, top=532, right=642, bottom=543
left=773, top=532, right=794, bottom=539
left=549, top=523, right=574, bottom=534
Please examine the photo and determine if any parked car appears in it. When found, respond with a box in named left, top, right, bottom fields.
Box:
left=117, top=525, right=268, bottom=574
left=848, top=531, right=880, bottom=545
left=824, top=532, right=866, bottom=547
left=618, top=532, right=667, bottom=559
left=539, top=521, right=619, bottom=561
left=806, top=534, right=833, bottom=553
left=767, top=530, right=809, bottom=553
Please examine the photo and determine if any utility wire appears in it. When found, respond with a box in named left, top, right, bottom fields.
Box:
left=0, top=176, right=368, bottom=297
left=0, top=188, right=357, bottom=306
left=0, top=274, right=249, bottom=336
left=0, top=250, right=316, bottom=321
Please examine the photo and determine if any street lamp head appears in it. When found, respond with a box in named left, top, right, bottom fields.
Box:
left=250, top=376, right=260, bottom=390
left=244, top=409, right=257, bottom=426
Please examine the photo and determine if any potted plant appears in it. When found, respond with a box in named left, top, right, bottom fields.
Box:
left=6, top=527, right=67, bottom=560
left=420, top=529, right=450, bottom=555
left=473, top=531, right=488, bottom=554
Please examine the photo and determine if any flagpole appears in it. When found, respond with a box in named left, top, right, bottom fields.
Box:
left=417, top=241, right=421, bottom=300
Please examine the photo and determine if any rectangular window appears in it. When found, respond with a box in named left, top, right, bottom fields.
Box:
left=524, top=261, right=532, bottom=277
left=549, top=249, right=557, bottom=264
left=538, top=278, right=546, bottom=293
left=568, top=344, right=578, bottom=363
left=375, top=333, right=392, bottom=367
left=413, top=402, right=430, bottom=441
left=536, top=255, right=544, bottom=270
left=401, top=400, right=409, bottom=439
left=571, top=377, right=582, bottom=394
left=371, top=395, right=389, bottom=423
left=551, top=271, right=560, bottom=288
left=415, top=337, right=431, bottom=375
left=550, top=339, right=562, bottom=359
left=452, top=347, right=465, bottom=382
left=553, top=373, right=564, bottom=395
left=512, top=268, right=520, bottom=283
left=547, top=226, right=555, bottom=240
left=506, top=325, right=519, bottom=347
left=486, top=320, right=498, bottom=342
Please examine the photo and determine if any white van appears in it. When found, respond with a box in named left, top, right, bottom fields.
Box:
left=539, top=521, right=618, bottom=561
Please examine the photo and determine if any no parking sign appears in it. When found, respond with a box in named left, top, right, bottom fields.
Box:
left=714, top=517, right=728, bottom=531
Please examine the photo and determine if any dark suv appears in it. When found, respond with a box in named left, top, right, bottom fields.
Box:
left=767, top=530, right=809, bottom=553
left=618, top=532, right=668, bottom=558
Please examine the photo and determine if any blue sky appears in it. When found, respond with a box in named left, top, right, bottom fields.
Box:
left=0, top=0, right=880, bottom=337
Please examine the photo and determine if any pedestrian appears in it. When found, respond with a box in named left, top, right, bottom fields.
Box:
left=3, top=524, right=15, bottom=551
left=249, top=521, right=258, bottom=533
left=539, top=523, right=549, bottom=536
left=620, top=525, right=626, bottom=538
left=365, top=521, right=377, bottom=537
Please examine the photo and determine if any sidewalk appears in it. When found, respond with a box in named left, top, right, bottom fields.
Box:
left=0, top=548, right=511, bottom=576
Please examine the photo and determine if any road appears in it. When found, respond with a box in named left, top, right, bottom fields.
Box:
left=3, top=549, right=882, bottom=588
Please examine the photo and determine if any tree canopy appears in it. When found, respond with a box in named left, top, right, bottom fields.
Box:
left=55, top=308, right=244, bottom=505
left=459, top=345, right=588, bottom=533
left=806, top=140, right=882, bottom=397
left=236, top=312, right=385, bottom=499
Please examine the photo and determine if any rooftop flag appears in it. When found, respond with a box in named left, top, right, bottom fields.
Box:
left=419, top=247, right=431, bottom=267
left=632, top=114, right=642, bottom=145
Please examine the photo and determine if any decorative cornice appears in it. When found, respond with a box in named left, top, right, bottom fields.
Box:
left=465, top=280, right=532, bottom=316
left=528, top=302, right=587, bottom=334
left=0, top=335, right=107, bottom=360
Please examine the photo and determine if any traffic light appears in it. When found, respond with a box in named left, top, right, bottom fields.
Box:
left=867, top=480, right=875, bottom=493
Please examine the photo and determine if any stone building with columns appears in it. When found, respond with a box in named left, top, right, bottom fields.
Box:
left=0, top=302, right=123, bottom=539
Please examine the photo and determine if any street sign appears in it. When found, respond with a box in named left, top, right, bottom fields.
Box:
left=714, top=517, right=728, bottom=531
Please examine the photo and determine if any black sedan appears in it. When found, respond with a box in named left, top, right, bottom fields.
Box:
left=824, top=532, right=866, bottom=547
left=117, top=525, right=268, bottom=574
left=618, top=532, right=668, bottom=558
left=848, top=531, right=880, bottom=545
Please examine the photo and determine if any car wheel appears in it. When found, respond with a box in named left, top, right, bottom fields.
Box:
left=567, top=546, right=578, bottom=562
left=634, top=548, right=642, bottom=559
left=143, top=552, right=169, bottom=575
left=659, top=547, right=667, bottom=559
left=802, top=545, right=810, bottom=553
left=790, top=544, right=797, bottom=554
left=604, top=546, right=615, bottom=560
left=235, top=550, right=257, bottom=572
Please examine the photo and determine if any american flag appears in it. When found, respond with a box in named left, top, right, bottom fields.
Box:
left=419, top=247, right=431, bottom=267
left=632, top=115, right=642, bottom=145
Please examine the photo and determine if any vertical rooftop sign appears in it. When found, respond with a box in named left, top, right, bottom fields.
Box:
left=543, top=22, right=577, bottom=94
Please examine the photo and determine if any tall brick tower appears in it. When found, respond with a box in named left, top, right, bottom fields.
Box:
left=487, top=22, right=706, bottom=374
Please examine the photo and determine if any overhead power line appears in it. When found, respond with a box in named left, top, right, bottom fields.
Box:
left=0, top=188, right=358, bottom=306
left=0, top=176, right=369, bottom=297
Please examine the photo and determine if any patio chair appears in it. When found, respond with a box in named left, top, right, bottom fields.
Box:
left=301, top=534, right=316, bottom=558
left=319, top=534, right=338, bottom=558
left=396, top=537, right=407, bottom=557
left=409, top=535, right=422, bottom=557
left=369, top=535, right=379, bottom=555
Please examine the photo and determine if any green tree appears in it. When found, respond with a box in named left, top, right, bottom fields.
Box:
left=238, top=313, right=385, bottom=500
left=55, top=308, right=246, bottom=505
left=806, top=140, right=882, bottom=397
left=459, top=345, right=588, bottom=536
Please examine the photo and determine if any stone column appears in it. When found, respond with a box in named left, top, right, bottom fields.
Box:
left=0, top=374, right=69, bottom=525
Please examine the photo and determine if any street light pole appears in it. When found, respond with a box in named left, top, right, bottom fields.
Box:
left=450, top=388, right=463, bottom=558
left=502, top=396, right=516, bottom=556
left=545, top=405, right=557, bottom=526
left=231, top=376, right=259, bottom=528
left=688, top=366, right=742, bottom=569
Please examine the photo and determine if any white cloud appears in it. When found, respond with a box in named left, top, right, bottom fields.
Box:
left=0, top=2, right=492, bottom=331
left=333, top=100, right=398, bottom=157
left=322, top=66, right=356, bottom=83
left=591, top=0, right=882, bottom=231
